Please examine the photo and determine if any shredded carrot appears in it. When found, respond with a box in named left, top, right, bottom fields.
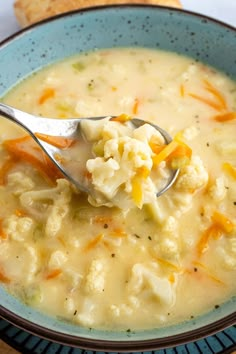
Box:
left=193, top=261, right=225, bottom=285
left=152, top=254, right=181, bottom=272
left=203, top=79, right=227, bottom=111
left=93, top=216, right=113, bottom=224
left=38, top=88, right=55, bottom=105
left=0, top=157, right=18, bottom=185
left=0, top=219, right=7, bottom=240
left=132, top=98, right=140, bottom=115
left=222, top=162, right=236, bottom=179
left=213, top=111, right=236, bottom=122
left=46, top=268, right=62, bottom=280
left=35, top=133, right=76, bottom=149
left=197, top=224, right=223, bottom=255
left=152, top=140, right=179, bottom=166
left=57, top=236, right=66, bottom=247
left=211, top=211, right=234, bottom=233
left=14, top=209, right=27, bottom=217
left=180, top=84, right=185, bottom=97
left=84, top=233, right=104, bottom=251
left=3, top=135, right=63, bottom=184
left=110, top=228, right=127, bottom=238
left=197, top=211, right=234, bottom=255
left=188, top=93, right=224, bottom=111
left=109, top=114, right=131, bottom=123
left=0, top=269, right=11, bottom=283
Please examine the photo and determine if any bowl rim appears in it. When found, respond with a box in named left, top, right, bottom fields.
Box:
left=0, top=305, right=236, bottom=351
left=0, top=4, right=235, bottom=352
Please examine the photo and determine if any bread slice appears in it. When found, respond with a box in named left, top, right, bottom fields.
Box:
left=14, top=0, right=182, bottom=27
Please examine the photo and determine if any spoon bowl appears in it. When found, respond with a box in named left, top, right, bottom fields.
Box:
left=0, top=102, right=179, bottom=197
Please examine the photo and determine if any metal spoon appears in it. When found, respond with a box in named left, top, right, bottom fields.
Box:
left=0, top=102, right=179, bottom=197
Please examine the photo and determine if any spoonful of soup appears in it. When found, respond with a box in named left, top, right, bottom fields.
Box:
left=0, top=102, right=184, bottom=208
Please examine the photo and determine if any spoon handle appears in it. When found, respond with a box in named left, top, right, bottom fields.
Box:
left=0, top=102, right=80, bottom=137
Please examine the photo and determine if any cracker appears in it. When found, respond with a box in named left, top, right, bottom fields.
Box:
left=14, top=0, right=182, bottom=27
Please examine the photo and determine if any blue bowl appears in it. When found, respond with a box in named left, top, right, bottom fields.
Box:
left=0, top=5, right=235, bottom=351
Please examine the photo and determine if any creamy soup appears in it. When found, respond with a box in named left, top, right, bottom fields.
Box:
left=0, top=48, right=236, bottom=331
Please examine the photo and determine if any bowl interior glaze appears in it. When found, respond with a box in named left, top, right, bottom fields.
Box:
left=0, top=5, right=235, bottom=351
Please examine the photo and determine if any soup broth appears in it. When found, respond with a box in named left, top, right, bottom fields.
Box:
left=0, top=48, right=235, bottom=330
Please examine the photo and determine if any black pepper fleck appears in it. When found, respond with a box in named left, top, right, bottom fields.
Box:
left=111, top=253, right=115, bottom=258
left=234, top=202, right=236, bottom=205
left=194, top=267, right=198, bottom=272
left=206, top=142, right=210, bottom=147
left=104, top=223, right=108, bottom=229
left=148, top=236, right=152, bottom=241
left=215, top=304, right=220, bottom=309
left=134, top=234, right=141, bottom=238
left=73, top=310, right=77, bottom=316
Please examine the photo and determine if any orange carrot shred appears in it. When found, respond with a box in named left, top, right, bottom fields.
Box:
left=84, top=234, right=104, bottom=251
left=14, top=209, right=27, bottom=217
left=3, top=135, right=63, bottom=184
left=211, top=211, right=234, bottom=233
left=0, top=269, right=11, bottom=283
left=46, top=268, right=62, bottom=280
left=110, top=228, right=127, bottom=238
left=93, top=216, right=113, bottom=224
left=213, top=112, right=236, bottom=122
left=203, top=79, right=227, bottom=110
left=132, top=98, right=140, bottom=115
left=35, top=133, right=76, bottom=149
left=0, top=219, right=7, bottom=240
left=0, top=157, right=18, bottom=185
left=188, top=93, right=224, bottom=111
left=38, top=88, right=55, bottom=105
left=193, top=261, right=225, bottom=285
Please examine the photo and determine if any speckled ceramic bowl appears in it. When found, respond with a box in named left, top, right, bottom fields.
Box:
left=0, top=5, right=235, bottom=352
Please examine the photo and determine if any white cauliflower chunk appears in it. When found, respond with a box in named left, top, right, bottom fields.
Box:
left=3, top=214, right=35, bottom=242
left=83, top=119, right=169, bottom=209
left=181, top=126, right=199, bottom=141
left=216, top=141, right=236, bottom=156
left=175, top=156, right=208, bottom=191
left=7, top=172, right=35, bottom=196
left=208, top=176, right=227, bottom=202
left=128, top=263, right=175, bottom=305
left=76, top=298, right=96, bottom=326
left=84, top=259, right=106, bottom=294
left=48, top=250, right=68, bottom=269
left=20, top=179, right=72, bottom=237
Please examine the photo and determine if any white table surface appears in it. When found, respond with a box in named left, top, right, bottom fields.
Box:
left=0, top=0, right=235, bottom=42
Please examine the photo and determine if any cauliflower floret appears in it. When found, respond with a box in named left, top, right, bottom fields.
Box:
left=7, top=172, right=35, bottom=196
left=133, top=124, right=165, bottom=145
left=20, top=179, right=72, bottom=237
left=87, top=136, right=156, bottom=209
left=76, top=298, right=96, bottom=326
left=154, top=216, right=180, bottom=260
left=181, top=126, right=199, bottom=141
left=175, top=156, right=208, bottom=191
left=75, top=98, right=103, bottom=117
left=216, top=141, right=236, bottom=156
left=128, top=263, right=176, bottom=305
left=208, top=176, right=227, bottom=202
left=48, top=250, right=68, bottom=269
left=25, top=245, right=39, bottom=282
left=84, top=259, right=106, bottom=294
left=3, top=214, right=35, bottom=242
